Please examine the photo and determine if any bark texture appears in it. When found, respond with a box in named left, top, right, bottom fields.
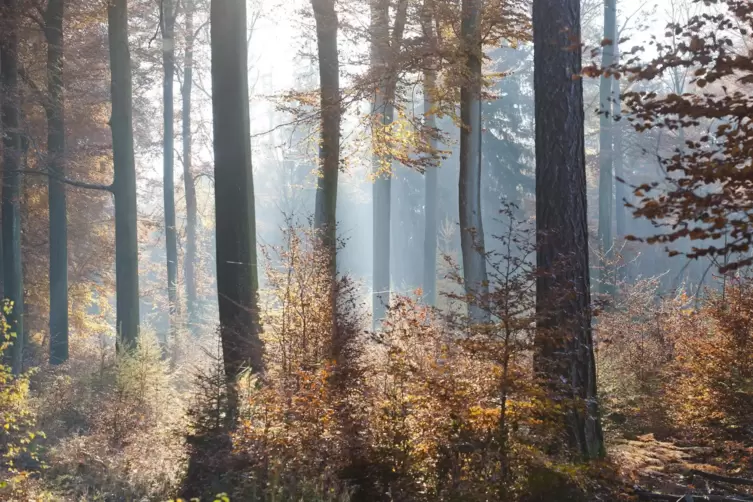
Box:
left=210, top=0, right=263, bottom=386
left=108, top=0, right=140, bottom=350
left=1, top=0, right=24, bottom=374
left=312, top=0, right=341, bottom=272
left=46, top=0, right=68, bottom=364
left=162, top=0, right=179, bottom=339
left=532, top=0, right=604, bottom=459
left=182, top=0, right=198, bottom=331
left=459, top=0, right=489, bottom=323
left=597, top=0, right=617, bottom=294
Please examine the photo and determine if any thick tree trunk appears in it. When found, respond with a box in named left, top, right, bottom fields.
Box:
left=162, top=0, right=178, bottom=342
left=312, top=0, right=340, bottom=273
left=46, top=0, right=68, bottom=365
left=532, top=0, right=604, bottom=459
left=459, top=0, right=489, bottom=323
left=597, top=0, right=617, bottom=295
left=1, top=0, right=24, bottom=374
left=421, top=0, right=438, bottom=307
left=210, top=0, right=263, bottom=390
left=182, top=0, right=198, bottom=332
left=108, top=0, right=140, bottom=350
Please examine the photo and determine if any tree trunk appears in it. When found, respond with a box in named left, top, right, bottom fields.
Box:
left=46, top=0, right=68, bottom=365
left=210, top=0, right=263, bottom=391
left=421, top=0, right=438, bottom=307
left=162, top=0, right=178, bottom=343
left=371, top=0, right=407, bottom=329
left=1, top=0, right=24, bottom=374
left=597, top=0, right=617, bottom=295
left=532, top=0, right=604, bottom=459
left=459, top=0, right=489, bottom=323
left=108, top=0, right=140, bottom=350
left=312, top=0, right=340, bottom=273
left=613, top=46, right=626, bottom=240
left=182, top=0, right=198, bottom=332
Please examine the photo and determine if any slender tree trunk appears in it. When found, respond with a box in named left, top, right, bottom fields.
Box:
left=1, top=0, right=24, bottom=374
left=597, top=0, right=617, bottom=295
left=211, top=0, right=263, bottom=396
left=46, top=0, right=68, bottom=364
left=532, top=0, right=604, bottom=459
left=371, top=0, right=407, bottom=329
left=421, top=0, right=438, bottom=307
left=312, top=0, right=340, bottom=273
left=182, top=0, right=198, bottom=333
left=108, top=0, right=140, bottom=350
left=613, top=46, right=625, bottom=240
left=162, top=0, right=178, bottom=343
left=459, top=0, right=489, bottom=323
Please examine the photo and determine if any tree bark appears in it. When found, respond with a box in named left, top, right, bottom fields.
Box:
left=182, top=0, right=198, bottom=332
left=459, top=0, right=489, bottom=323
left=1, top=0, right=24, bottom=374
left=46, top=0, right=68, bottom=365
left=532, top=0, right=604, bottom=459
left=162, top=0, right=179, bottom=343
left=312, top=0, right=340, bottom=274
left=108, top=0, right=140, bottom=350
left=597, top=0, right=617, bottom=295
left=421, top=0, right=438, bottom=307
left=210, top=0, right=263, bottom=391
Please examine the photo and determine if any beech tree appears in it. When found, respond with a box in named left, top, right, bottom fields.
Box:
left=210, top=0, right=263, bottom=391
left=108, top=0, right=140, bottom=349
left=1, top=0, right=25, bottom=374
left=532, top=0, right=604, bottom=458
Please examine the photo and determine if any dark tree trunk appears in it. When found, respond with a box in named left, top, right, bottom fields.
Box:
left=46, top=0, right=68, bottom=365
left=210, top=0, right=263, bottom=395
left=597, top=0, right=617, bottom=295
left=532, top=0, right=604, bottom=459
left=162, top=0, right=178, bottom=343
left=421, top=0, right=438, bottom=307
left=459, top=0, right=489, bottom=323
left=312, top=0, right=340, bottom=272
left=108, top=0, right=140, bottom=350
left=182, top=0, right=198, bottom=332
left=1, top=0, right=24, bottom=374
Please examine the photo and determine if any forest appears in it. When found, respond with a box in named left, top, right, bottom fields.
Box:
left=2, top=0, right=753, bottom=499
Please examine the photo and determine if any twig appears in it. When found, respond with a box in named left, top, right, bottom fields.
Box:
left=636, top=491, right=751, bottom=502
left=690, top=470, right=753, bottom=487
left=10, top=169, right=113, bottom=192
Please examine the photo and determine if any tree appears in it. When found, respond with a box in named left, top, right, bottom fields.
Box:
left=613, top=44, right=626, bottom=240
left=459, top=0, right=489, bottom=323
left=45, top=0, right=68, bottom=365
left=311, top=0, right=341, bottom=273
left=161, top=0, right=179, bottom=340
left=532, top=0, right=604, bottom=458
left=210, top=0, right=263, bottom=394
left=371, top=0, right=408, bottom=329
left=618, top=0, right=753, bottom=274
left=597, top=0, right=617, bottom=295
left=108, top=0, right=140, bottom=349
left=182, top=0, right=198, bottom=331
left=1, top=0, right=24, bottom=374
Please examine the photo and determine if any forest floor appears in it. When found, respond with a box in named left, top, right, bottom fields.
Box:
left=611, top=433, right=753, bottom=501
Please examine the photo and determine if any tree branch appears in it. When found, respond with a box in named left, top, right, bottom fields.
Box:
left=691, top=470, right=753, bottom=487
left=11, top=169, right=113, bottom=192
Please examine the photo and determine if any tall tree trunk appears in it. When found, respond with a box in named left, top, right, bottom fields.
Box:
left=532, top=0, right=604, bottom=459
left=210, top=0, right=263, bottom=398
left=421, top=0, right=438, bottom=307
left=162, top=0, right=178, bottom=342
left=312, top=0, right=340, bottom=273
left=459, top=0, right=489, bottom=323
left=371, top=0, right=407, bottom=329
left=1, top=0, right=24, bottom=374
left=46, top=0, right=68, bottom=364
left=182, top=0, right=198, bottom=332
left=597, top=0, right=617, bottom=295
left=108, top=0, right=140, bottom=350
left=613, top=45, right=625, bottom=240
